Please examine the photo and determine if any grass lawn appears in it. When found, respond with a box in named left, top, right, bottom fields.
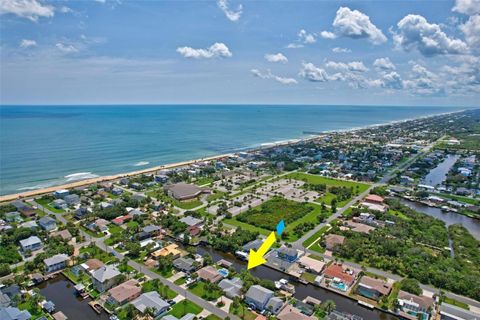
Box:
left=168, top=300, right=203, bottom=318
left=188, top=281, right=222, bottom=301
left=194, top=176, right=215, bottom=186
left=108, top=224, right=123, bottom=235
left=206, top=190, right=227, bottom=202
left=205, top=315, right=222, bottom=320
left=442, top=297, right=470, bottom=310
left=385, top=281, right=401, bottom=310
left=301, top=272, right=317, bottom=283
left=309, top=241, right=326, bottom=254
left=125, top=220, right=139, bottom=229
left=302, top=226, right=330, bottom=248
left=308, top=254, right=324, bottom=261
left=174, top=277, right=186, bottom=285
left=18, top=299, right=47, bottom=319
left=229, top=304, right=257, bottom=320
left=223, top=218, right=270, bottom=236
left=437, top=193, right=480, bottom=206
left=80, top=226, right=103, bottom=238
left=388, top=209, right=411, bottom=221
left=142, top=280, right=178, bottom=299
left=152, top=267, right=174, bottom=278
left=35, top=198, right=65, bottom=213
left=195, top=207, right=216, bottom=219
left=80, top=246, right=118, bottom=264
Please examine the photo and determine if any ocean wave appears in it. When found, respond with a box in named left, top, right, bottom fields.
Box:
left=64, top=172, right=99, bottom=181
left=17, top=182, right=58, bottom=191
left=134, top=161, right=150, bottom=166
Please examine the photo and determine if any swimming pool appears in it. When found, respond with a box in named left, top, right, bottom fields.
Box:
left=218, top=268, right=229, bottom=277
left=330, top=281, right=348, bottom=292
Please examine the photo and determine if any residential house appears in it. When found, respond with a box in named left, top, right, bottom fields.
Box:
left=364, top=194, right=384, bottom=204
left=218, top=277, right=243, bottom=298
left=50, top=229, right=72, bottom=241
left=276, top=246, right=298, bottom=263
left=356, top=276, right=392, bottom=301
left=439, top=303, right=480, bottom=320
left=19, top=221, right=38, bottom=230
left=297, top=256, right=325, bottom=274
left=151, top=244, right=181, bottom=260
left=131, top=291, right=169, bottom=317
left=74, top=207, right=89, bottom=220
left=53, top=190, right=69, bottom=199
left=173, top=257, right=196, bottom=273
left=91, top=265, right=121, bottom=292
left=81, top=259, right=104, bottom=273
left=265, top=297, right=284, bottom=314
left=277, top=305, right=316, bottom=320
left=0, top=307, right=31, bottom=320
left=322, top=263, right=356, bottom=291
left=179, top=216, right=203, bottom=227
left=5, top=212, right=22, bottom=222
left=245, top=285, right=274, bottom=311
left=44, top=254, right=69, bottom=273
left=397, top=290, right=434, bottom=320
left=19, top=236, right=42, bottom=252
left=142, top=225, right=161, bottom=237
left=107, top=279, right=141, bottom=305
left=38, top=216, right=57, bottom=231
left=323, top=234, right=346, bottom=251
left=52, top=199, right=67, bottom=210
left=197, top=265, right=222, bottom=283
left=154, top=175, right=168, bottom=184
left=18, top=206, right=36, bottom=218
left=111, top=215, right=131, bottom=226
left=64, top=194, right=80, bottom=206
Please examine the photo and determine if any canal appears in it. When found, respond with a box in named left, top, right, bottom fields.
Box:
left=37, top=274, right=110, bottom=320
left=422, top=154, right=460, bottom=187
left=398, top=198, right=480, bottom=240
left=196, top=246, right=397, bottom=320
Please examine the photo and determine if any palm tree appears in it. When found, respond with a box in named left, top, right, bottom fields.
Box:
left=321, top=300, right=336, bottom=314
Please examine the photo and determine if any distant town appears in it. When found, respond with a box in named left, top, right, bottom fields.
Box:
left=1, top=109, right=479, bottom=320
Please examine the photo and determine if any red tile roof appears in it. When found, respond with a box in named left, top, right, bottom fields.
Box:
left=323, top=263, right=355, bottom=285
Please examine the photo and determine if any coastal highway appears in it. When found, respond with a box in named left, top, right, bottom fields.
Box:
left=31, top=200, right=238, bottom=320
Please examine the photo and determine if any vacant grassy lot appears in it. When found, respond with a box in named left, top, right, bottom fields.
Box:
left=285, top=172, right=370, bottom=206
left=302, top=225, right=330, bottom=248
left=147, top=190, right=203, bottom=209
left=168, top=300, right=203, bottom=318
left=236, top=197, right=314, bottom=230
left=188, top=281, right=222, bottom=301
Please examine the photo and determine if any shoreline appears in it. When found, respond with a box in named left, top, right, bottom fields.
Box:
left=0, top=108, right=467, bottom=203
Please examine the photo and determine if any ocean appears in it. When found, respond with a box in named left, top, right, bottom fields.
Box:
left=0, top=105, right=465, bottom=195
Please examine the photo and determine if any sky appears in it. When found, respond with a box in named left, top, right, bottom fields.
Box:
left=0, top=0, right=479, bottom=106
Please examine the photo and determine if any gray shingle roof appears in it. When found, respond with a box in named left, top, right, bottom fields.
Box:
left=44, top=254, right=69, bottom=267
left=245, top=285, right=274, bottom=304
left=92, top=265, right=120, bottom=282
left=132, top=291, right=169, bottom=314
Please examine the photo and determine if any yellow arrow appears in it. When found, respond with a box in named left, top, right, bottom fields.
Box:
left=247, top=231, right=276, bottom=270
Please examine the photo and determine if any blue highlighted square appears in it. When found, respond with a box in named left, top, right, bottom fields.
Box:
left=276, top=220, right=285, bottom=235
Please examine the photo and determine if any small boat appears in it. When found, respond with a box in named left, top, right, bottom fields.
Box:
left=275, top=279, right=295, bottom=293
left=235, top=251, right=249, bottom=260
left=89, top=301, right=102, bottom=314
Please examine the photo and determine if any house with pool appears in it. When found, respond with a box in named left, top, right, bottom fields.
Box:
left=321, top=263, right=357, bottom=292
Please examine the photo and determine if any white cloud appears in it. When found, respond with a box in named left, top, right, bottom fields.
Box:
left=325, top=60, right=368, bottom=72
left=393, top=14, right=468, bottom=56
left=452, top=0, right=480, bottom=15
left=59, top=6, right=72, bottom=13
left=320, top=31, right=337, bottom=39
left=460, top=15, right=480, bottom=50
left=379, top=71, right=404, bottom=89
left=331, top=7, right=387, bottom=44
left=298, top=29, right=316, bottom=44
left=373, top=57, right=396, bottom=71
left=217, top=0, right=242, bottom=22
left=251, top=69, right=297, bottom=85
left=176, top=43, right=232, bottom=59
left=0, top=0, right=54, bottom=21
left=299, top=62, right=329, bottom=82
left=20, top=39, right=36, bottom=48
left=56, top=43, right=79, bottom=54
left=332, top=47, right=351, bottom=53
left=264, top=53, right=288, bottom=63
left=403, top=64, right=445, bottom=96
left=286, top=43, right=304, bottom=49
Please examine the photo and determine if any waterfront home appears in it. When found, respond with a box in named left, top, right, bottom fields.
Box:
left=364, top=194, right=384, bottom=204
left=18, top=206, right=36, bottom=218
left=52, top=199, right=67, bottom=210
left=107, top=279, right=141, bottom=305
left=243, top=239, right=264, bottom=252
left=0, top=292, right=11, bottom=308
left=131, top=291, right=169, bottom=317
left=343, top=220, right=375, bottom=234
left=38, top=216, right=57, bottom=231
left=91, top=265, right=121, bottom=292
left=41, top=300, right=55, bottom=313
left=43, top=254, right=69, bottom=273
left=19, top=236, right=42, bottom=252
left=245, top=285, right=274, bottom=311
left=64, top=194, right=80, bottom=206
left=323, top=234, right=345, bottom=251
left=397, top=290, right=434, bottom=320
left=439, top=302, right=480, bottom=320
left=322, top=263, right=355, bottom=292
left=0, top=306, right=31, bottom=320
left=154, top=174, right=169, bottom=183
left=361, top=201, right=387, bottom=212
left=297, top=256, right=325, bottom=274
left=277, top=246, right=299, bottom=262
left=50, top=229, right=72, bottom=241
left=54, top=190, right=69, bottom=199
left=179, top=216, right=203, bottom=227
left=218, top=277, right=243, bottom=298
left=265, top=297, right=284, bottom=314
left=173, top=257, right=196, bottom=273
left=197, top=265, right=222, bottom=283
left=277, top=305, right=316, bottom=320
left=5, top=211, right=22, bottom=222
left=165, top=183, right=209, bottom=201
left=81, top=258, right=104, bottom=273
left=356, top=276, right=392, bottom=301
left=151, top=243, right=181, bottom=260
left=52, top=311, right=67, bottom=320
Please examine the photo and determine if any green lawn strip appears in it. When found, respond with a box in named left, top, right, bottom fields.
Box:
left=388, top=209, right=411, bottom=221
left=206, top=190, right=227, bottom=202
left=385, top=281, right=401, bottom=310
left=309, top=241, right=326, bottom=254
left=174, top=277, right=186, bottom=285
left=307, top=254, right=324, bottom=261
left=108, top=224, right=124, bottom=235
left=194, top=176, right=215, bottom=186
left=167, top=300, right=203, bottom=318
left=195, top=207, right=216, bottom=219
left=436, top=193, right=480, bottom=206
left=188, top=281, right=222, bottom=301
left=79, top=246, right=118, bottom=264
left=205, top=315, right=222, bottom=320
left=282, top=204, right=327, bottom=242
left=442, top=297, right=470, bottom=310
left=302, top=225, right=330, bottom=248
left=222, top=218, right=270, bottom=236
left=35, top=198, right=65, bottom=213
left=142, top=280, right=177, bottom=299
left=300, top=272, right=317, bottom=283
left=18, top=299, right=48, bottom=319
left=80, top=226, right=103, bottom=238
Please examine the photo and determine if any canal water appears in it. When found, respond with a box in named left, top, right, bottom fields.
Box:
left=196, top=246, right=397, bottom=320
left=398, top=198, right=480, bottom=240
left=37, top=274, right=110, bottom=320
left=422, top=154, right=460, bottom=187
